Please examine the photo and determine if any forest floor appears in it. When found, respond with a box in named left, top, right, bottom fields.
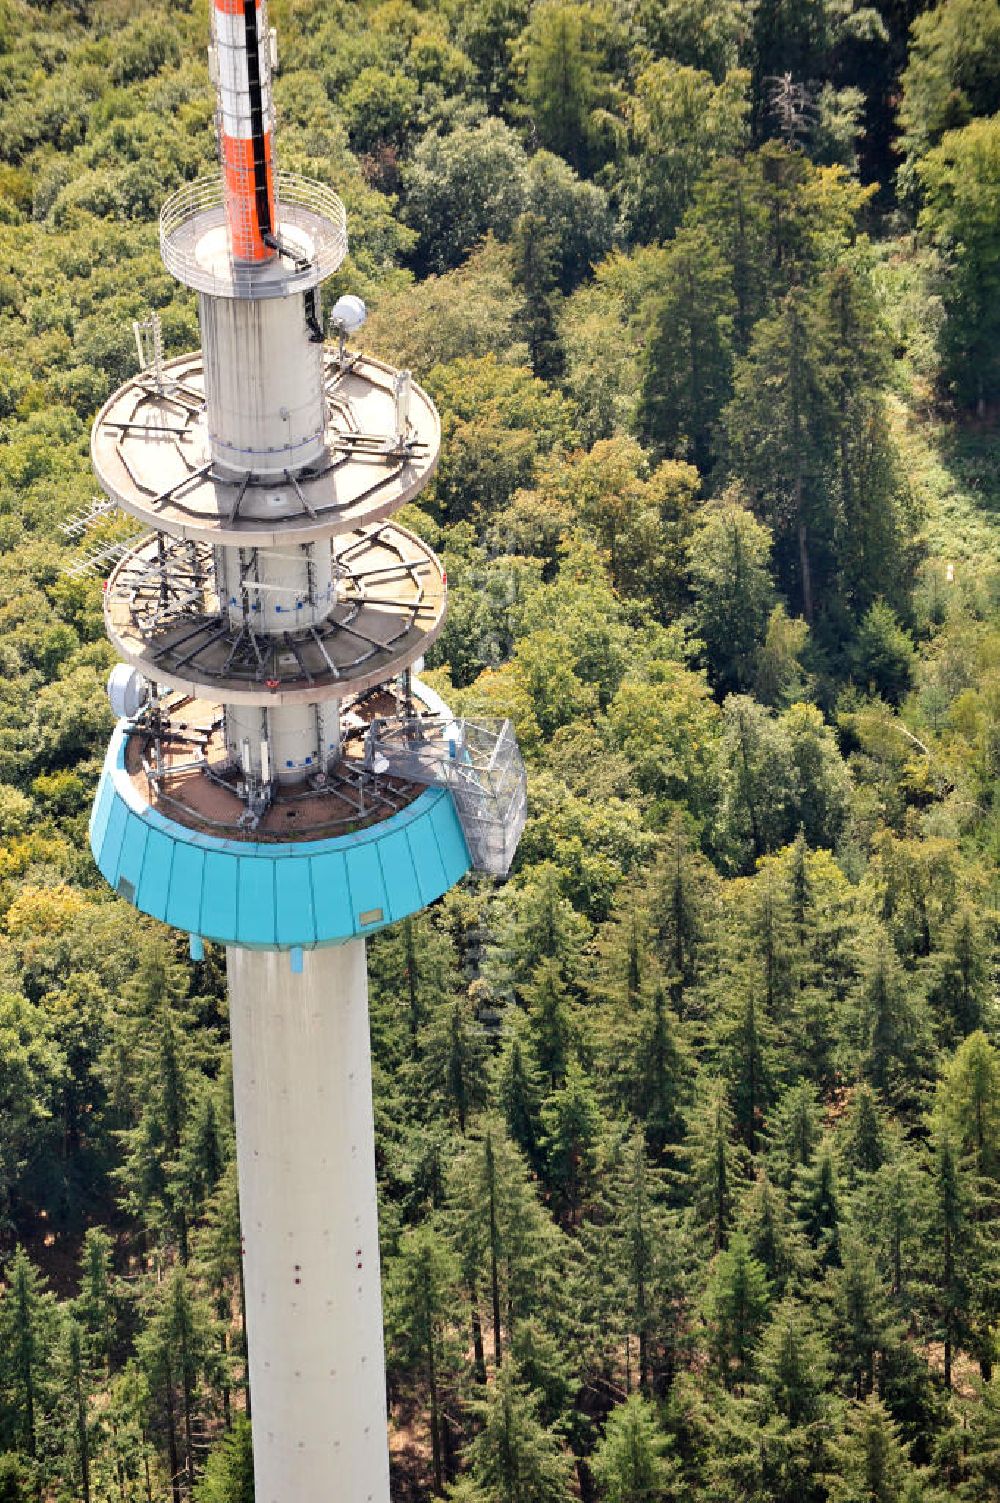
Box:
left=876, top=234, right=1000, bottom=571
left=892, top=392, right=1000, bottom=568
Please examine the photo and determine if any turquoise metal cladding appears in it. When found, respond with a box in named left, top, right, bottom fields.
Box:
left=89, top=722, right=472, bottom=949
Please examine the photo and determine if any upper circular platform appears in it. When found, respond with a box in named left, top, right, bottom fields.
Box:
left=161, top=172, right=348, bottom=298
left=91, top=350, right=440, bottom=548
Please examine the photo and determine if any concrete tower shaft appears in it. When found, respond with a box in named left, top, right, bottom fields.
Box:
left=228, top=943, right=389, bottom=1502
left=200, top=291, right=327, bottom=475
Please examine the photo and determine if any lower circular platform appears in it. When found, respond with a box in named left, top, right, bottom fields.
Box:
left=89, top=718, right=472, bottom=949
left=104, top=521, right=446, bottom=706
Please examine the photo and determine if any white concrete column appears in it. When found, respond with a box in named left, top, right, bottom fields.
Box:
left=227, top=941, right=390, bottom=1503
left=200, top=292, right=326, bottom=474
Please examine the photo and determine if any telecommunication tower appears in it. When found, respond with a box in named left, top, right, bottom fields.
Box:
left=86, top=3, right=526, bottom=1497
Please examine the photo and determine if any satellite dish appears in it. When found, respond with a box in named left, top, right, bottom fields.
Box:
left=329, top=294, right=367, bottom=335
left=107, top=664, right=150, bottom=719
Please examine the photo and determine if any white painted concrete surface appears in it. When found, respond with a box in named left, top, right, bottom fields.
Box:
left=227, top=941, right=390, bottom=1503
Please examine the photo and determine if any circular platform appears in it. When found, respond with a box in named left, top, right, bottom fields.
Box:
left=89, top=723, right=471, bottom=948
left=123, top=688, right=428, bottom=841
left=91, top=351, right=440, bottom=548
left=88, top=679, right=472, bottom=948
left=104, top=522, right=446, bottom=706
left=160, top=172, right=348, bottom=299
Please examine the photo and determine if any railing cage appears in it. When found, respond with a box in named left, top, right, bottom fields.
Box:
left=367, top=716, right=526, bottom=878
left=160, top=171, right=348, bottom=298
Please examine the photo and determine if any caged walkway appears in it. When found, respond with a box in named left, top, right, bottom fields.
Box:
left=365, top=715, right=527, bottom=877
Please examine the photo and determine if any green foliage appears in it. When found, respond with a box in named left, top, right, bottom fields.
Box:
left=195, top=1418, right=254, bottom=1503
left=623, top=62, right=749, bottom=241
left=897, top=0, right=1000, bottom=191
left=638, top=226, right=736, bottom=472
left=917, top=114, right=1000, bottom=410
left=591, top=1392, right=679, bottom=1502
left=702, top=1231, right=772, bottom=1388
left=452, top=1358, right=573, bottom=1503
left=405, top=119, right=528, bottom=273
left=687, top=499, right=775, bottom=695
left=515, top=2, right=614, bottom=173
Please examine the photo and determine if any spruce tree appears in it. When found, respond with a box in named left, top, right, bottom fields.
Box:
left=827, top=1395, right=917, bottom=1503
left=448, top=1121, right=556, bottom=1371
left=459, top=1358, right=572, bottom=1503
left=540, top=1060, right=602, bottom=1227
left=827, top=1238, right=899, bottom=1401
left=638, top=226, right=735, bottom=473
left=422, top=996, right=489, bottom=1136
left=702, top=1232, right=771, bottom=1390
left=497, top=1026, right=544, bottom=1172
left=386, top=1223, right=464, bottom=1494
left=683, top=1077, right=747, bottom=1252
left=0, top=1247, right=59, bottom=1464
left=591, top=1393, right=679, bottom=1503
left=195, top=1416, right=254, bottom=1503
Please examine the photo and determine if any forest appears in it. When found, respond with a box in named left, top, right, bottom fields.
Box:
left=0, top=0, right=999, bottom=1498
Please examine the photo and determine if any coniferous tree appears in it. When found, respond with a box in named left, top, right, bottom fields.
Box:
left=794, top=1136, right=842, bottom=1270
left=449, top=1121, right=556, bottom=1371
left=602, top=983, right=688, bottom=1161
left=195, top=1161, right=246, bottom=1430
left=64, top=1319, right=93, bottom=1503
left=702, top=1232, right=771, bottom=1391
left=422, top=996, right=489, bottom=1136
left=540, top=1060, right=602, bottom=1227
left=842, top=1085, right=887, bottom=1184
left=873, top=1159, right=918, bottom=1311
left=591, top=1393, right=680, bottom=1503
left=386, top=1224, right=464, bottom=1494
left=0, top=1247, right=59, bottom=1466
left=961, top=1373, right=1000, bottom=1501
left=512, top=212, right=563, bottom=381
left=723, top=283, right=837, bottom=622
left=851, top=937, right=932, bottom=1109
left=369, top=914, right=458, bottom=1053
left=739, top=1170, right=812, bottom=1296
left=827, top=1395, right=918, bottom=1503
left=638, top=226, right=736, bottom=473
left=137, top=1266, right=216, bottom=1503
left=928, top=909, right=990, bottom=1042
left=194, top=1416, right=253, bottom=1503
left=827, top=1238, right=899, bottom=1401
left=752, top=1298, right=837, bottom=1503
left=933, top=1033, right=1000, bottom=1185
left=497, top=1026, right=545, bottom=1173
left=766, top=1081, right=823, bottom=1190
left=525, top=961, right=575, bottom=1092
left=114, top=944, right=204, bottom=1264
left=454, top=1358, right=572, bottom=1503
left=75, top=1227, right=119, bottom=1378
left=712, top=966, right=777, bottom=1155
left=683, top=1077, right=747, bottom=1252
left=648, top=816, right=709, bottom=1015
left=918, top=1129, right=972, bottom=1392
left=687, top=503, right=775, bottom=698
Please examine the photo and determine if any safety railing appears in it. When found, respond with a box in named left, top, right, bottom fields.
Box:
left=160, top=171, right=348, bottom=297
left=366, top=716, right=527, bottom=878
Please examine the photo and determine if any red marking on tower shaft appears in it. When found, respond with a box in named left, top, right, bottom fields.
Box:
left=212, top=0, right=276, bottom=263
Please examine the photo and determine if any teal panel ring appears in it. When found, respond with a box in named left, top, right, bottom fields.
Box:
left=89, top=722, right=472, bottom=949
